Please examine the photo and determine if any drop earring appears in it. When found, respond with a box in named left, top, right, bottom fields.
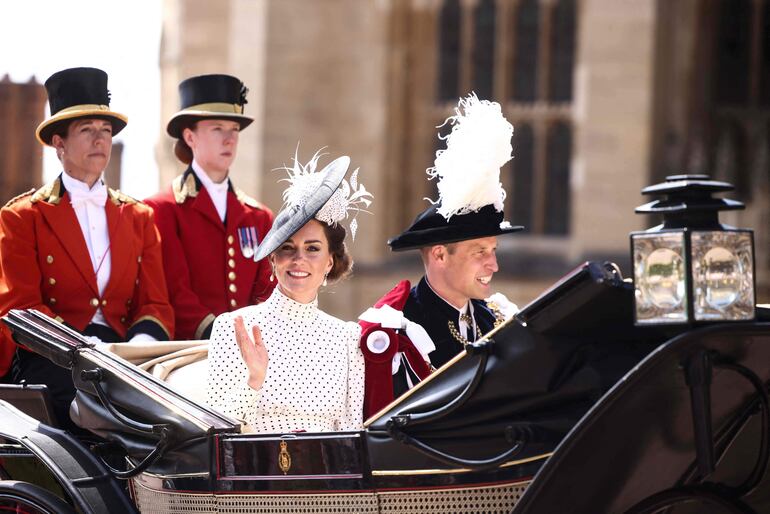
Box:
left=270, top=265, right=275, bottom=283
left=322, top=272, right=328, bottom=287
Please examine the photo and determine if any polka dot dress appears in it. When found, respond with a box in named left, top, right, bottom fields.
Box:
left=206, top=287, right=365, bottom=433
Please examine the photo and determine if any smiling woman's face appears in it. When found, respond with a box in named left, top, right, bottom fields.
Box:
left=53, top=118, right=113, bottom=184
left=270, top=219, right=334, bottom=304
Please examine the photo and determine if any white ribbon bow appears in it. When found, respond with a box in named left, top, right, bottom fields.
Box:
left=69, top=184, right=108, bottom=208
left=359, top=305, right=435, bottom=375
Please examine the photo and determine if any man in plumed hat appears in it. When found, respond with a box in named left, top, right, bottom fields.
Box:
left=145, top=74, right=274, bottom=341
left=0, top=67, right=174, bottom=428
left=359, top=94, right=520, bottom=417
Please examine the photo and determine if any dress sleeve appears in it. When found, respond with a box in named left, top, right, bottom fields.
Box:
left=337, top=321, right=365, bottom=431
left=205, top=312, right=262, bottom=422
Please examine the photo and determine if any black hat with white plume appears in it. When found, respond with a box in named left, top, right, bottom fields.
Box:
left=388, top=93, right=524, bottom=251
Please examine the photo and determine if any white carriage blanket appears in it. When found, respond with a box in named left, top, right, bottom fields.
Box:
left=100, top=340, right=209, bottom=404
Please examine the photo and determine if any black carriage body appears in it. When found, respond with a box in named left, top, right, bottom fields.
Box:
left=2, top=261, right=769, bottom=513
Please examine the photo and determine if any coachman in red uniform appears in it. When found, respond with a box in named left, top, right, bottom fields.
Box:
left=0, top=67, right=174, bottom=428
left=145, top=74, right=274, bottom=340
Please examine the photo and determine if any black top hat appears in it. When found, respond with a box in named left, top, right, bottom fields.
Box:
left=35, top=67, right=127, bottom=146
left=254, top=156, right=351, bottom=262
left=166, top=74, right=254, bottom=139
left=388, top=203, right=523, bottom=251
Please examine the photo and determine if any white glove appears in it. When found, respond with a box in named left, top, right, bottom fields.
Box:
left=128, top=333, right=157, bottom=343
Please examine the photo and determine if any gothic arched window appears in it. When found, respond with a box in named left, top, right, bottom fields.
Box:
left=714, top=0, right=751, bottom=105
left=760, top=0, right=770, bottom=107
left=473, top=0, right=496, bottom=100
left=512, top=0, right=540, bottom=102
left=510, top=124, right=534, bottom=231
left=437, top=0, right=461, bottom=101
left=549, top=0, right=576, bottom=102
left=426, top=0, right=577, bottom=237
left=714, top=122, right=748, bottom=200
left=544, top=122, right=572, bottom=235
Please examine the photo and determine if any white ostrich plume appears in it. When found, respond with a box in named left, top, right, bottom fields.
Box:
left=280, top=147, right=373, bottom=240
left=427, top=93, right=513, bottom=220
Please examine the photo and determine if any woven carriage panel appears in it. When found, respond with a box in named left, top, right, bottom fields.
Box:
left=132, top=477, right=528, bottom=513
left=132, top=480, right=216, bottom=514
left=377, top=482, right=530, bottom=514
left=132, top=479, right=378, bottom=513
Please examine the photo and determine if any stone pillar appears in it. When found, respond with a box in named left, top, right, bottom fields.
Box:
left=0, top=75, right=45, bottom=203
left=569, top=0, right=658, bottom=266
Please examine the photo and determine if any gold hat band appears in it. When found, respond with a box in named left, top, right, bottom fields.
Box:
left=56, top=104, right=112, bottom=115
left=181, top=102, right=244, bottom=115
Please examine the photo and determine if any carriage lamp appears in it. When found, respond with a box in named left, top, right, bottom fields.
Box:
left=631, top=175, right=755, bottom=325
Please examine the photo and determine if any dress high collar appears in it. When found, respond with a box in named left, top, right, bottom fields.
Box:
left=265, top=286, right=319, bottom=321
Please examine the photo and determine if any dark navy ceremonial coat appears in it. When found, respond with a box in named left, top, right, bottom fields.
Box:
left=395, top=277, right=498, bottom=396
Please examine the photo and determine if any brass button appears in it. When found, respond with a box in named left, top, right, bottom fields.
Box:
left=228, top=259, right=236, bottom=268
left=120, top=316, right=126, bottom=323
left=229, top=284, right=237, bottom=293
left=230, top=299, right=237, bottom=308
left=49, top=297, right=56, bottom=305
left=228, top=247, right=235, bottom=257
left=90, top=298, right=99, bottom=307
left=101, top=299, right=107, bottom=307
left=48, top=277, right=56, bottom=286
left=46, top=255, right=54, bottom=264
left=227, top=235, right=234, bottom=244
left=126, top=298, right=132, bottom=305
left=228, top=271, right=236, bottom=281
left=137, top=256, right=142, bottom=263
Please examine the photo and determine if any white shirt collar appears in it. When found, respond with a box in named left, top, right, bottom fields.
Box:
left=61, top=171, right=106, bottom=194
left=191, top=160, right=229, bottom=222
left=192, top=160, right=230, bottom=192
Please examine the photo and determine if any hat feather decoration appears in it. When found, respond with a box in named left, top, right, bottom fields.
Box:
left=427, top=93, right=513, bottom=220
left=280, top=147, right=373, bottom=240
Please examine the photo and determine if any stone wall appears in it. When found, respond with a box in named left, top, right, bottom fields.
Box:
left=0, top=75, right=45, bottom=203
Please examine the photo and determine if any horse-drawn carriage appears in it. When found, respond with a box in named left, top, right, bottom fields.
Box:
left=1, top=175, right=769, bottom=513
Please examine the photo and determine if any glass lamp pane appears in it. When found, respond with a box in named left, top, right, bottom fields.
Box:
left=633, top=232, right=688, bottom=324
left=692, top=230, right=755, bottom=321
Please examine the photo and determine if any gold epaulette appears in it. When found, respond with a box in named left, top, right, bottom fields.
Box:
left=4, top=188, right=35, bottom=208
left=236, top=188, right=266, bottom=210
left=108, top=188, right=138, bottom=205
left=172, top=173, right=199, bottom=204
left=30, top=178, right=63, bottom=205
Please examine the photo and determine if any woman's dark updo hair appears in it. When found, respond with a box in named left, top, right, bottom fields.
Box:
left=322, top=222, right=353, bottom=283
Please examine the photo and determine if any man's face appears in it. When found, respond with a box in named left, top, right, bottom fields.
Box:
left=436, top=236, right=499, bottom=304
left=184, top=119, right=240, bottom=175
left=53, top=118, right=113, bottom=182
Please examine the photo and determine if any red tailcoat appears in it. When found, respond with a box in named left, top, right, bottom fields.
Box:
left=0, top=177, right=175, bottom=376
left=145, top=168, right=275, bottom=340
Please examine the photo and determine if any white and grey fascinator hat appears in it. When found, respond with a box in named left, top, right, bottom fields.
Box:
left=254, top=148, right=373, bottom=261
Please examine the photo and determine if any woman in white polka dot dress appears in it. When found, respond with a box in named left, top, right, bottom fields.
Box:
left=206, top=150, right=372, bottom=433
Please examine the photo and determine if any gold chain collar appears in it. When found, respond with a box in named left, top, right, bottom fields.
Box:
left=447, top=314, right=482, bottom=347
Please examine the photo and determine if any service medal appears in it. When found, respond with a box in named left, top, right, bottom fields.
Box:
left=238, top=226, right=259, bottom=260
